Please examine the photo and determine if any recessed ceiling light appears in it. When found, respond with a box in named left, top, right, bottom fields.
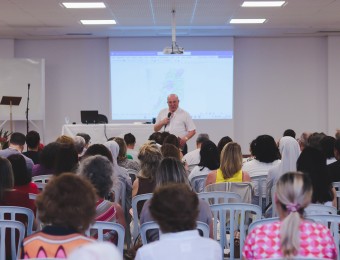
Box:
left=80, top=20, right=116, bottom=25
left=230, top=19, right=266, bottom=24
left=242, top=1, right=285, bottom=7
left=62, top=2, right=106, bottom=8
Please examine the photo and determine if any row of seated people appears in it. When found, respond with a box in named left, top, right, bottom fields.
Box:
left=0, top=129, right=340, bottom=257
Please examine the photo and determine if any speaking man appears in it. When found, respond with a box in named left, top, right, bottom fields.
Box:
left=154, top=94, right=196, bottom=154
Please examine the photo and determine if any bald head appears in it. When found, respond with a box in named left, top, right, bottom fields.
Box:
left=167, top=94, right=179, bottom=113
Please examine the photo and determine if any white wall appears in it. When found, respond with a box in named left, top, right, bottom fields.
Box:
left=0, top=36, right=338, bottom=152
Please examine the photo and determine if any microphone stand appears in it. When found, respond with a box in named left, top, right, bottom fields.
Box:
left=26, top=84, right=30, bottom=134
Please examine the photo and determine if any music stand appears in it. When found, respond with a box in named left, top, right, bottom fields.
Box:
left=0, top=96, right=22, bottom=132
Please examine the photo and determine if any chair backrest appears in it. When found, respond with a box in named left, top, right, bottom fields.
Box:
left=332, top=182, right=340, bottom=211
left=0, top=220, right=26, bottom=260
left=250, top=175, right=269, bottom=212
left=248, top=217, right=279, bottom=233
left=131, top=193, right=153, bottom=242
left=190, top=175, right=207, bottom=193
left=32, top=174, right=52, bottom=190
left=139, top=221, right=210, bottom=245
left=198, top=191, right=241, bottom=205
left=85, top=221, right=125, bottom=254
left=205, top=182, right=253, bottom=203
left=112, top=177, right=127, bottom=214
left=0, top=206, right=34, bottom=236
left=305, top=204, right=337, bottom=215
left=209, top=203, right=262, bottom=260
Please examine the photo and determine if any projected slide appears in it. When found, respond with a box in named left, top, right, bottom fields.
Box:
left=110, top=51, right=233, bottom=120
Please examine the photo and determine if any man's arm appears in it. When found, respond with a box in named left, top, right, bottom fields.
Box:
left=153, top=117, right=170, bottom=132
left=179, top=129, right=196, bottom=147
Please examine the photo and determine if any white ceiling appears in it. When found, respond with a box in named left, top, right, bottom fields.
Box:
left=1, top=0, right=340, bottom=39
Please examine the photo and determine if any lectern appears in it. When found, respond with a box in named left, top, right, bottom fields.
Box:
left=0, top=96, right=22, bottom=133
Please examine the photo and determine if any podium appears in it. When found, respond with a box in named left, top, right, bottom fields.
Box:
left=0, top=96, right=22, bottom=132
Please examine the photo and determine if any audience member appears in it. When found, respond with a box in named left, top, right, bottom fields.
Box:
left=73, top=135, right=86, bottom=158
left=78, top=155, right=126, bottom=242
left=188, top=140, right=219, bottom=192
left=298, top=131, right=311, bottom=151
left=136, top=184, right=221, bottom=260
left=296, top=146, right=336, bottom=207
left=183, top=133, right=209, bottom=172
left=124, top=133, right=139, bottom=162
left=328, top=138, right=340, bottom=182
left=20, top=173, right=96, bottom=258
left=242, top=135, right=280, bottom=206
left=161, top=143, right=182, bottom=160
left=243, top=172, right=337, bottom=260
left=336, top=129, right=340, bottom=140
left=7, top=154, right=39, bottom=195
left=82, top=143, right=113, bottom=162
left=55, top=134, right=74, bottom=144
left=320, top=135, right=336, bottom=164
left=54, top=142, right=79, bottom=176
left=140, top=157, right=214, bottom=241
left=132, top=141, right=162, bottom=216
left=32, top=142, right=60, bottom=176
left=0, top=132, right=34, bottom=173
left=283, top=129, right=296, bottom=138
left=76, top=132, right=91, bottom=148
left=266, top=136, right=300, bottom=195
left=205, top=142, right=251, bottom=186
left=307, top=132, right=326, bottom=151
left=68, top=241, right=122, bottom=260
left=148, top=132, right=163, bottom=146
left=114, top=137, right=140, bottom=172
left=0, top=157, right=36, bottom=259
left=23, top=130, right=41, bottom=164
left=217, top=136, right=233, bottom=156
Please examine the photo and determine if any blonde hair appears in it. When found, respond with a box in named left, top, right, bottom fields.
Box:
left=219, top=142, right=243, bottom=179
left=138, top=141, right=163, bottom=179
left=276, top=171, right=313, bottom=258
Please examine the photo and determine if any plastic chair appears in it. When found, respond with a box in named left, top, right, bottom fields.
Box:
left=0, top=206, right=34, bottom=235
left=198, top=191, right=241, bottom=205
left=305, top=204, right=337, bottom=215
left=209, top=203, right=262, bottom=260
left=250, top=175, right=269, bottom=212
left=112, top=178, right=127, bottom=214
left=190, top=175, right=207, bottom=193
left=332, top=182, right=340, bottom=211
left=131, top=193, right=152, bottom=243
left=0, top=220, right=26, bottom=260
left=85, top=221, right=125, bottom=254
left=32, top=174, right=52, bottom=190
left=127, top=168, right=138, bottom=184
left=139, top=221, right=210, bottom=245
left=205, top=182, right=254, bottom=203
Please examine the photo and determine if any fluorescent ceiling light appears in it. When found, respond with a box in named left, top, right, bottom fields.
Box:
left=230, top=19, right=266, bottom=24
left=242, top=1, right=285, bottom=7
left=62, top=2, right=106, bottom=8
left=81, top=20, right=116, bottom=25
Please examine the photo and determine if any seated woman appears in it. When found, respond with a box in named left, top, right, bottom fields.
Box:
left=243, top=171, right=337, bottom=259
left=297, top=146, right=336, bottom=207
left=205, top=142, right=251, bottom=186
left=132, top=141, right=162, bottom=216
left=20, top=173, right=97, bottom=258
left=140, top=157, right=214, bottom=241
left=114, top=137, right=140, bottom=172
left=188, top=140, right=219, bottom=192
left=136, top=184, right=221, bottom=260
left=78, top=155, right=126, bottom=241
left=32, top=142, right=61, bottom=177
left=8, top=154, right=39, bottom=195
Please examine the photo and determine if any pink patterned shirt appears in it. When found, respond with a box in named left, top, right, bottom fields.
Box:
left=243, top=220, right=337, bottom=260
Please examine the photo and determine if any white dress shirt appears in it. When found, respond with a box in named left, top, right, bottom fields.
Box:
left=135, top=230, right=221, bottom=260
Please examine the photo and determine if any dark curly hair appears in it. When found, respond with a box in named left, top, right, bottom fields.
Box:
left=150, top=183, right=199, bottom=233
left=252, top=135, right=280, bottom=163
left=36, top=173, right=96, bottom=233
left=198, top=140, right=219, bottom=170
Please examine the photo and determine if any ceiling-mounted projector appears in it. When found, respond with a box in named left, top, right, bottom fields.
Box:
left=163, top=10, right=184, bottom=54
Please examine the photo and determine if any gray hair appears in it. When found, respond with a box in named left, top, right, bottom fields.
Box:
left=196, top=133, right=210, bottom=144
left=73, top=136, right=85, bottom=154
left=78, top=155, right=115, bottom=198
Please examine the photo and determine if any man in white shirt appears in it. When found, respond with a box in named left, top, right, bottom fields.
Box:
left=183, top=133, right=209, bottom=172
left=135, top=183, right=221, bottom=260
left=154, top=94, right=196, bottom=154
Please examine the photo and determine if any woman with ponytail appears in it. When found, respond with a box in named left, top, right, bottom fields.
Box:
left=243, top=171, right=337, bottom=260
